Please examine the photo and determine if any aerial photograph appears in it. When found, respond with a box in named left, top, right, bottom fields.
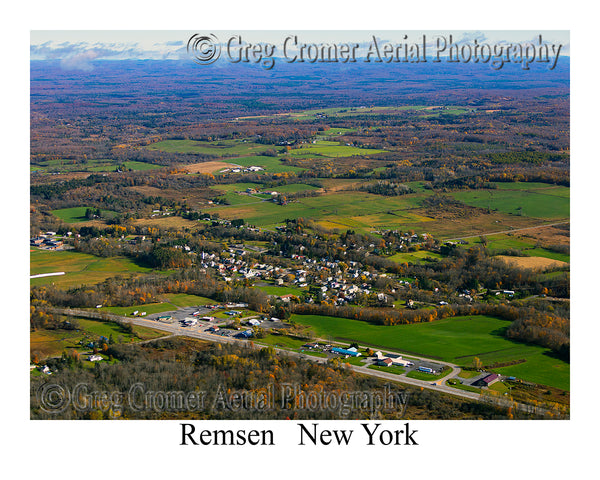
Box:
left=29, top=30, right=570, bottom=421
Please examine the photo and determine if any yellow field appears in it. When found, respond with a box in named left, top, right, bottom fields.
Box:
left=496, top=255, right=568, bottom=271
left=132, top=216, right=200, bottom=229
left=183, top=161, right=240, bottom=174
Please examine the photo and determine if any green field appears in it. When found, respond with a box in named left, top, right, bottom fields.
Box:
left=388, top=250, right=444, bottom=264
left=244, top=106, right=432, bottom=121
left=447, top=379, right=482, bottom=393
left=95, top=303, right=175, bottom=317
left=30, top=249, right=152, bottom=287
left=407, top=368, right=451, bottom=381
left=287, top=140, right=386, bottom=158
left=89, top=294, right=214, bottom=317
left=226, top=155, right=305, bottom=174
left=290, top=313, right=569, bottom=390
left=316, top=127, right=357, bottom=138
left=209, top=190, right=427, bottom=230
left=146, top=139, right=272, bottom=156
left=165, top=294, right=215, bottom=307
left=31, top=158, right=163, bottom=174
left=273, top=183, right=321, bottom=194
left=463, top=234, right=570, bottom=263
left=30, top=317, right=166, bottom=359
left=51, top=206, right=119, bottom=223
left=210, top=183, right=263, bottom=193
left=450, top=185, right=570, bottom=220
left=257, top=334, right=310, bottom=350
left=368, top=364, right=406, bottom=375
left=256, top=285, right=307, bottom=296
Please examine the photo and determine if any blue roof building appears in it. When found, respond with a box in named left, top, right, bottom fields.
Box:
left=331, top=347, right=361, bottom=357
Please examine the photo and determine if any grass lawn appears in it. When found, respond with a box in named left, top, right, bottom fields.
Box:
left=300, top=350, right=328, bottom=358
left=30, top=249, right=152, bottom=288
left=342, top=356, right=368, bottom=366
left=256, top=285, right=306, bottom=296
left=290, top=313, right=569, bottom=390
left=488, top=381, right=510, bottom=394
left=446, top=380, right=482, bottom=394
left=95, top=303, right=176, bottom=317
left=165, top=294, right=215, bottom=307
left=407, top=367, right=452, bottom=381
left=258, top=334, right=310, bottom=350
left=76, top=318, right=164, bottom=341
left=457, top=369, right=480, bottom=379
left=368, top=364, right=406, bottom=375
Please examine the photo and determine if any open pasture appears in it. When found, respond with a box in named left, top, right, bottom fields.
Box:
left=51, top=206, right=119, bottom=224
left=30, top=249, right=152, bottom=288
left=287, top=140, right=386, bottom=158
left=450, top=186, right=569, bottom=220
left=224, top=155, right=305, bottom=174
left=291, top=313, right=569, bottom=390
left=145, top=139, right=272, bottom=156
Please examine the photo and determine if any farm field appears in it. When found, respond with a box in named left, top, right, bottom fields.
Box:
left=30, top=317, right=166, bottom=360
left=223, top=155, right=305, bottom=174
left=210, top=182, right=263, bottom=193
left=183, top=161, right=241, bottom=174
left=207, top=183, right=562, bottom=237
left=463, top=233, right=570, bottom=263
left=273, top=183, right=321, bottom=194
left=51, top=206, right=119, bottom=223
left=316, top=127, right=358, bottom=137
left=209, top=191, right=425, bottom=230
left=30, top=249, right=152, bottom=288
left=239, top=105, right=455, bottom=121
left=290, top=313, right=569, bottom=390
left=145, top=139, right=272, bottom=156
left=449, top=186, right=570, bottom=220
left=31, top=158, right=164, bottom=174
left=490, top=182, right=570, bottom=196
left=287, top=140, right=386, bottom=157
left=496, top=255, right=568, bottom=271
left=388, top=250, right=444, bottom=264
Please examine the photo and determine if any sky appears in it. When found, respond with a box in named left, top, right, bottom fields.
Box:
left=31, top=30, right=570, bottom=68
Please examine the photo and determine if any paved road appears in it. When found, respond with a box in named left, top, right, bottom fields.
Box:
left=48, top=307, right=556, bottom=417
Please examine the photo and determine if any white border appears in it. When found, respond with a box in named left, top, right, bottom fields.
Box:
left=5, top=1, right=597, bottom=477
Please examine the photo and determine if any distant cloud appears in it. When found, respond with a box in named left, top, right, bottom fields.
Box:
left=60, top=50, right=102, bottom=71
left=30, top=39, right=188, bottom=69
left=455, top=31, right=488, bottom=44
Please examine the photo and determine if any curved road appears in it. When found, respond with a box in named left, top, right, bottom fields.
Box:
left=48, top=307, right=552, bottom=416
